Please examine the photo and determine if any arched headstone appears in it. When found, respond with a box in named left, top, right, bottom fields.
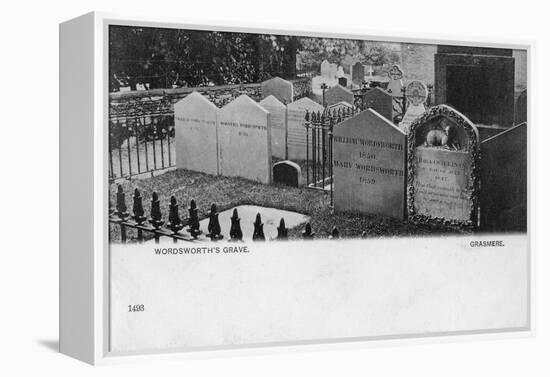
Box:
left=407, top=105, right=480, bottom=227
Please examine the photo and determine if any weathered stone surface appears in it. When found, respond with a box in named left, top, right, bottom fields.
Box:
left=333, top=109, right=407, bottom=219
left=286, top=97, right=325, bottom=160
left=218, top=95, right=272, bottom=183
left=174, top=91, right=219, bottom=175
left=259, top=95, right=287, bottom=159
left=480, top=123, right=527, bottom=232
left=261, top=76, right=294, bottom=105
left=273, top=160, right=303, bottom=187
left=325, top=84, right=354, bottom=107
left=407, top=105, right=480, bottom=227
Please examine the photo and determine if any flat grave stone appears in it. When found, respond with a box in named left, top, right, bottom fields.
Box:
left=361, top=87, right=393, bottom=122
left=325, top=84, right=354, bottom=107
left=407, top=105, right=480, bottom=227
left=333, top=108, right=407, bottom=219
left=174, top=91, right=219, bottom=175
left=259, top=95, right=287, bottom=159
left=273, top=160, right=303, bottom=187
left=480, top=123, right=527, bottom=232
left=218, top=95, right=272, bottom=184
left=261, top=76, right=294, bottom=105
left=287, top=97, right=325, bottom=160
left=199, top=205, right=310, bottom=241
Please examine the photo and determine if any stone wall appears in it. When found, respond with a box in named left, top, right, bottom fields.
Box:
left=400, top=43, right=436, bottom=86
left=110, top=78, right=311, bottom=118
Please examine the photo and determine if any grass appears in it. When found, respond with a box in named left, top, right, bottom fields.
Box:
left=109, top=168, right=469, bottom=243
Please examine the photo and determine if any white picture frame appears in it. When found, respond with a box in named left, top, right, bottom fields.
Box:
left=59, top=11, right=535, bottom=365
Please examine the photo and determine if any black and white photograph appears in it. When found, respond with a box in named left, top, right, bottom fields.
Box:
left=105, top=22, right=529, bottom=354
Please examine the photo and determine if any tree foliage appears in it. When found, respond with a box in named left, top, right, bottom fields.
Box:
left=109, top=26, right=299, bottom=91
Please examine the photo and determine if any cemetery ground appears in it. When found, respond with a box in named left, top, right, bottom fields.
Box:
left=109, top=167, right=469, bottom=243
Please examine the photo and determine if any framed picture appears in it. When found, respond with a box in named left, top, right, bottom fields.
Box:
left=60, top=12, right=533, bottom=365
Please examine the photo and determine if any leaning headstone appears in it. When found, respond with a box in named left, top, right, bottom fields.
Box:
left=333, top=109, right=407, bottom=219
left=218, top=95, right=272, bottom=184
left=261, top=76, right=294, bottom=105
left=514, top=89, right=527, bottom=125
left=399, top=80, right=428, bottom=134
left=259, top=95, right=287, bottom=159
left=352, top=62, right=365, bottom=85
left=287, top=97, right=325, bottom=160
left=361, top=87, right=393, bottom=122
left=325, top=84, right=354, bottom=107
left=174, top=91, right=219, bottom=175
left=386, top=64, right=404, bottom=97
left=480, top=123, right=527, bottom=232
left=273, top=160, right=303, bottom=187
left=407, top=105, right=480, bottom=227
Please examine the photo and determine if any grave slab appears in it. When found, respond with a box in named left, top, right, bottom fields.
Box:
left=199, top=205, right=310, bottom=240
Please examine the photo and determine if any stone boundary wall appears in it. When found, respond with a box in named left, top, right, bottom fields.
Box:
left=110, top=78, right=311, bottom=118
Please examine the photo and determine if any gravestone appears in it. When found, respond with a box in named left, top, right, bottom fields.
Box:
left=320, top=60, right=331, bottom=77
left=399, top=80, right=429, bottom=134
left=329, top=63, right=338, bottom=79
left=514, top=89, right=527, bottom=125
left=338, top=77, right=348, bottom=87
left=273, top=160, right=303, bottom=187
left=435, top=45, right=515, bottom=127
left=336, top=66, right=345, bottom=78
left=361, top=87, right=393, bottom=122
left=287, top=97, right=325, bottom=160
left=386, top=64, right=404, bottom=97
left=174, top=91, right=219, bottom=175
left=259, top=95, right=287, bottom=159
left=218, top=95, right=272, bottom=184
left=480, top=123, right=527, bottom=232
left=333, top=109, right=407, bottom=219
left=261, top=76, right=294, bottom=105
left=407, top=105, right=480, bottom=227
left=352, top=62, right=365, bottom=85
left=311, top=75, right=337, bottom=98
left=325, top=84, right=354, bottom=107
